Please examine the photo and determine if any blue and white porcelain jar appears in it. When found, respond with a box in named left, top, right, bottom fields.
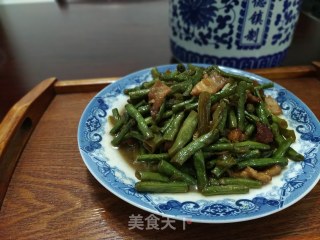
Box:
left=169, top=0, right=302, bottom=69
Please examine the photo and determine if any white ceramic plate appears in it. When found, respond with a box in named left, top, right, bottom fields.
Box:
left=78, top=64, right=320, bottom=223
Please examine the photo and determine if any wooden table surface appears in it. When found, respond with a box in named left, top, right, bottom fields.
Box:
left=0, top=1, right=320, bottom=239
left=0, top=65, right=319, bottom=239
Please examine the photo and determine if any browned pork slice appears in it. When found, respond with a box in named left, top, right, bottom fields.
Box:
left=255, top=122, right=273, bottom=144
left=231, top=166, right=272, bottom=184
left=148, top=80, right=171, bottom=118
left=265, top=95, right=282, bottom=115
left=191, top=71, right=229, bottom=96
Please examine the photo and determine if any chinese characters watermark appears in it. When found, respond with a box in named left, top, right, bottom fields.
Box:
left=128, top=214, right=192, bottom=230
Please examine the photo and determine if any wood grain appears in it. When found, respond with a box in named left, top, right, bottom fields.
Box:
left=0, top=78, right=56, bottom=207
left=249, top=65, right=316, bottom=79
left=54, top=77, right=118, bottom=94
left=312, top=61, right=320, bottom=79
left=0, top=73, right=319, bottom=239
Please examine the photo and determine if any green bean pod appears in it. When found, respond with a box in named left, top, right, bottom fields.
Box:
left=143, top=134, right=163, bottom=153
left=163, top=112, right=185, bottom=141
left=198, top=91, right=211, bottom=136
left=244, top=123, right=255, bottom=138
left=205, top=141, right=270, bottom=152
left=160, top=116, right=174, bottom=133
left=236, top=149, right=261, bottom=161
left=208, top=178, right=220, bottom=186
left=137, top=105, right=150, bottom=116
left=245, top=111, right=261, bottom=123
left=273, top=139, right=293, bottom=158
left=111, top=119, right=135, bottom=146
left=193, top=151, right=207, bottom=191
left=112, top=108, right=121, bottom=121
left=171, top=80, right=192, bottom=94
left=271, top=123, right=304, bottom=161
left=135, top=181, right=189, bottom=193
left=246, top=103, right=256, bottom=113
left=125, top=104, right=154, bottom=140
left=257, top=103, right=269, bottom=125
left=158, top=160, right=196, bottom=185
left=168, top=110, right=198, bottom=157
left=155, top=102, right=166, bottom=123
left=162, top=110, right=174, bottom=119
left=136, top=153, right=170, bottom=162
left=172, top=97, right=196, bottom=113
left=280, top=128, right=296, bottom=141
left=237, top=157, right=288, bottom=169
left=228, top=108, right=238, bottom=129
left=286, top=148, right=304, bottom=161
left=142, top=79, right=157, bottom=89
left=218, top=103, right=229, bottom=134
left=171, top=129, right=219, bottom=166
left=271, top=114, right=288, bottom=129
left=254, top=82, right=274, bottom=90
left=202, top=185, right=249, bottom=196
left=212, top=66, right=254, bottom=83
left=185, top=83, right=238, bottom=111
left=211, top=101, right=225, bottom=130
left=219, top=177, right=262, bottom=188
left=151, top=68, right=160, bottom=79
left=125, top=130, right=145, bottom=142
left=110, top=112, right=129, bottom=135
left=128, top=89, right=150, bottom=100
left=237, top=81, right=247, bottom=131
left=136, top=171, right=170, bottom=182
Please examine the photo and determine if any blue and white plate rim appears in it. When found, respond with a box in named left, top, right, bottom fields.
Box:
left=77, top=64, right=320, bottom=223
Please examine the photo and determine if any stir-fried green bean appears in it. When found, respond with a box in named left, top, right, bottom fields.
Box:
left=136, top=171, right=170, bottom=182
left=218, top=103, right=229, bottom=134
left=219, top=178, right=262, bottom=188
left=125, top=104, right=154, bottom=140
left=111, top=119, right=135, bottom=146
left=244, top=124, right=255, bottom=138
left=202, top=185, right=249, bottom=196
left=168, top=110, right=198, bottom=157
left=211, top=101, right=225, bottom=130
left=171, top=129, right=219, bottom=166
left=228, top=108, right=238, bottom=129
left=185, top=83, right=238, bottom=110
left=273, top=139, right=293, bottom=158
left=109, top=64, right=304, bottom=195
left=271, top=114, right=288, bottom=129
left=112, top=108, right=121, bottom=121
left=128, top=89, right=150, bottom=100
left=135, top=181, right=189, bottom=193
left=237, top=81, right=247, bottom=131
left=110, top=112, right=129, bottom=135
left=212, top=66, right=254, bottom=83
left=257, top=103, right=269, bottom=125
left=198, top=92, right=211, bottom=136
left=193, top=151, right=207, bottom=191
left=136, top=153, right=170, bottom=162
left=254, top=82, right=274, bottom=90
left=237, top=157, right=288, bottom=169
left=271, top=123, right=304, bottom=161
left=163, top=112, right=185, bottom=141
left=205, top=141, right=271, bottom=152
left=158, top=160, right=196, bottom=185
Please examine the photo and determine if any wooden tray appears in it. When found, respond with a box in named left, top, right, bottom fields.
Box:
left=0, top=64, right=319, bottom=239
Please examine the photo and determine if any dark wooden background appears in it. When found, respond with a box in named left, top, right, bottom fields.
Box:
left=1, top=0, right=320, bottom=122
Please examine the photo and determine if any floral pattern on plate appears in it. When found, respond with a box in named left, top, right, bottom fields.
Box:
left=78, top=64, right=320, bottom=223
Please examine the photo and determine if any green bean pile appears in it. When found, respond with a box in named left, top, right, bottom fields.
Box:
left=109, top=64, right=304, bottom=196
